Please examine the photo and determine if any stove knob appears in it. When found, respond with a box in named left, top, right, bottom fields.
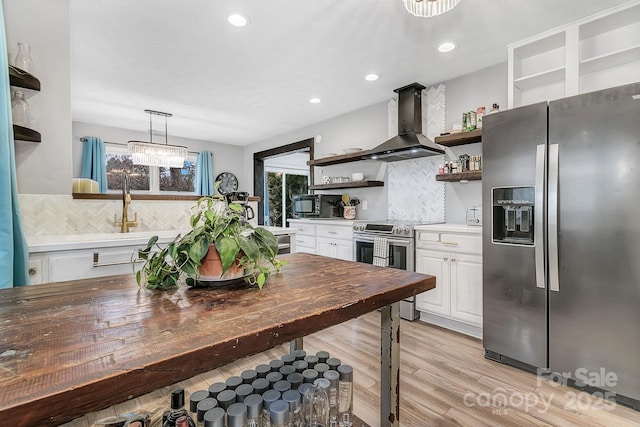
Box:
left=403, top=226, right=410, bottom=235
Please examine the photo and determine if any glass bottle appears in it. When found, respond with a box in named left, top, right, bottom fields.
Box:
left=269, top=400, right=289, bottom=427
left=203, top=407, right=225, bottom=427
left=189, top=390, right=210, bottom=420
left=322, top=371, right=340, bottom=426
left=337, top=365, right=353, bottom=427
left=11, top=90, right=29, bottom=127
left=14, top=42, right=34, bottom=73
left=302, top=384, right=329, bottom=427
left=227, top=402, right=249, bottom=427
left=262, top=389, right=281, bottom=427
left=164, top=388, right=196, bottom=427
left=244, top=394, right=264, bottom=427
left=196, top=398, right=218, bottom=427
left=282, top=390, right=302, bottom=427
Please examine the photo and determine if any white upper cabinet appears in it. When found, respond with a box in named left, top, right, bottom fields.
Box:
left=509, top=1, right=640, bottom=108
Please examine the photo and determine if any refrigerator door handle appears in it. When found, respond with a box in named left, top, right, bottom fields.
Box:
left=535, top=144, right=546, bottom=289
left=548, top=144, right=560, bottom=292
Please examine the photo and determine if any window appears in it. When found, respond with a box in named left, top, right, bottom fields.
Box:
left=105, top=143, right=197, bottom=194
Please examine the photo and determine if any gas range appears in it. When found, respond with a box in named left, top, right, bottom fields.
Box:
left=352, top=220, right=442, bottom=238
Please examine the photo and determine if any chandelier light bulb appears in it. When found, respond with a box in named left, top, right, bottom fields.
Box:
left=402, top=0, right=461, bottom=18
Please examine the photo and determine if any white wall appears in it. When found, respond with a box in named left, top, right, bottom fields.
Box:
left=443, top=61, right=507, bottom=223
left=72, top=122, right=246, bottom=192
left=244, top=62, right=508, bottom=223
left=5, top=0, right=72, bottom=195
left=243, top=102, right=390, bottom=220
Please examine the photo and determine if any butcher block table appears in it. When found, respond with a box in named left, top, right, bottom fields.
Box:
left=0, top=253, right=436, bottom=426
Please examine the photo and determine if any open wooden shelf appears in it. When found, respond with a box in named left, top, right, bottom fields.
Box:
left=434, top=129, right=482, bottom=147
left=309, top=180, right=384, bottom=190
left=308, top=150, right=376, bottom=166
left=436, top=171, right=482, bottom=182
left=13, top=124, right=41, bottom=142
left=9, top=65, right=40, bottom=91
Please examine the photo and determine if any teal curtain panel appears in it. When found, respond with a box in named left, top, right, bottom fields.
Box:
left=195, top=150, right=214, bottom=196
left=0, top=2, right=29, bottom=287
left=80, top=136, right=107, bottom=193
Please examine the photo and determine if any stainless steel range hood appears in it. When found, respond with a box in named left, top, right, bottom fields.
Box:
left=367, top=83, right=445, bottom=162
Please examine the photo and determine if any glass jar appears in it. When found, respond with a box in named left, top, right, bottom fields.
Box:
left=11, top=90, right=29, bottom=127
left=302, top=385, right=329, bottom=427
left=15, top=42, right=34, bottom=73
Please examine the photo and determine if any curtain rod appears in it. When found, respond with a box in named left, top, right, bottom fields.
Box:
left=79, top=137, right=198, bottom=155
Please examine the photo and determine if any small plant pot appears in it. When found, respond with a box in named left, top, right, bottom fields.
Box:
left=199, top=245, right=245, bottom=280
left=343, top=206, right=356, bottom=220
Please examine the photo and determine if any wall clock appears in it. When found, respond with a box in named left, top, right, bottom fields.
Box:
left=215, top=172, right=239, bottom=195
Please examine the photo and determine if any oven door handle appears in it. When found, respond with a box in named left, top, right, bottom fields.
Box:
left=353, top=237, right=412, bottom=246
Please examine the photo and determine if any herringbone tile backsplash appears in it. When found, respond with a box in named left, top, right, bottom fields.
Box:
left=19, top=194, right=194, bottom=236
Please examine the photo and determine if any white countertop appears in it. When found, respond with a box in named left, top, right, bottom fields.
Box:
left=414, top=223, right=482, bottom=234
left=287, top=218, right=354, bottom=226
left=27, top=226, right=296, bottom=253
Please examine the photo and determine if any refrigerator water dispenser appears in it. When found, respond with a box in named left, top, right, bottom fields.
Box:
left=492, top=186, right=535, bottom=245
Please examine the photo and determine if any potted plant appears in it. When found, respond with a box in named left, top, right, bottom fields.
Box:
left=134, top=195, right=286, bottom=290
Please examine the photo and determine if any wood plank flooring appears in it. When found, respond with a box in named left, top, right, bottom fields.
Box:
left=64, top=312, right=640, bottom=427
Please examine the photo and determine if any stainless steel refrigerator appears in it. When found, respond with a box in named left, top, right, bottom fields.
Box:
left=482, top=82, right=640, bottom=407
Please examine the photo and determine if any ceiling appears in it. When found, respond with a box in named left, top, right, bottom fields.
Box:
left=70, top=0, right=630, bottom=146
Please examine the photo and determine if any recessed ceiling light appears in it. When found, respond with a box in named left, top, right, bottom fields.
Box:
left=438, top=42, right=456, bottom=53
left=309, top=98, right=321, bottom=104
left=365, top=74, right=379, bottom=81
left=228, top=14, right=248, bottom=27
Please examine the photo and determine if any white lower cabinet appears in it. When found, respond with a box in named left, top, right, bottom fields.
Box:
left=316, top=237, right=352, bottom=261
left=414, top=225, right=482, bottom=338
left=288, top=219, right=353, bottom=260
left=47, top=246, right=142, bottom=283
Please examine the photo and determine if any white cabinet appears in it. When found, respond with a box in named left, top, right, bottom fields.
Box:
left=47, top=246, right=142, bottom=283
left=28, top=254, right=47, bottom=285
left=509, top=1, right=640, bottom=108
left=288, top=219, right=353, bottom=260
left=414, top=225, right=482, bottom=338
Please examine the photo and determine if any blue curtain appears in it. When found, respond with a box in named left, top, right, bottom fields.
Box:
left=80, top=136, right=107, bottom=193
left=195, top=150, right=214, bottom=196
left=0, top=2, right=29, bottom=287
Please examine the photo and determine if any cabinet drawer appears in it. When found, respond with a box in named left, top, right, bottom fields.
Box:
left=316, top=224, right=352, bottom=240
left=440, top=233, right=481, bottom=254
left=293, top=223, right=316, bottom=236
left=416, top=232, right=481, bottom=254
left=294, top=235, right=316, bottom=250
left=28, top=255, right=47, bottom=285
left=48, top=246, right=140, bottom=283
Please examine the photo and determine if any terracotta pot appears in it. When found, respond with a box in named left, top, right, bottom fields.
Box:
left=199, top=245, right=245, bottom=280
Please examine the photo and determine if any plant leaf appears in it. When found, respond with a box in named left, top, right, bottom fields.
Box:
left=238, top=235, right=260, bottom=260
left=216, top=236, right=239, bottom=272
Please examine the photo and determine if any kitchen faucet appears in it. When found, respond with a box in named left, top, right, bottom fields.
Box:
left=114, top=171, right=138, bottom=233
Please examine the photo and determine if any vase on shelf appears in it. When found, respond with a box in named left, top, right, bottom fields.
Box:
left=14, top=42, right=34, bottom=73
left=11, top=90, right=30, bottom=127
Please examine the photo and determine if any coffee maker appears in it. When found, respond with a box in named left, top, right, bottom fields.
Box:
left=226, top=192, right=255, bottom=222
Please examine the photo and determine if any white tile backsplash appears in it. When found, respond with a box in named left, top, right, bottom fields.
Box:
left=19, top=194, right=194, bottom=236
left=387, top=157, right=445, bottom=222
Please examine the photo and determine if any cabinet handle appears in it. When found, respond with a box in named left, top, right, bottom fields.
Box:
left=327, top=231, right=337, bottom=234
left=441, top=241, right=458, bottom=246
left=93, top=252, right=142, bottom=268
left=451, top=258, right=456, bottom=262
left=444, top=257, right=449, bottom=261
left=28, top=267, right=37, bottom=276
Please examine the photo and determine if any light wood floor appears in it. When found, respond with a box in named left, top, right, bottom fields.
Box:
left=66, top=312, right=640, bottom=427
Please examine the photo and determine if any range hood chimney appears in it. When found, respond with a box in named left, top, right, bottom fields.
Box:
left=367, top=83, right=444, bottom=162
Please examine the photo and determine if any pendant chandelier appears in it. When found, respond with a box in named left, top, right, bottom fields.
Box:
left=128, top=109, right=187, bottom=168
left=402, top=0, right=461, bottom=17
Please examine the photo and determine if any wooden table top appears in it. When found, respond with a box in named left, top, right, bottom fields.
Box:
left=0, top=253, right=435, bottom=426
